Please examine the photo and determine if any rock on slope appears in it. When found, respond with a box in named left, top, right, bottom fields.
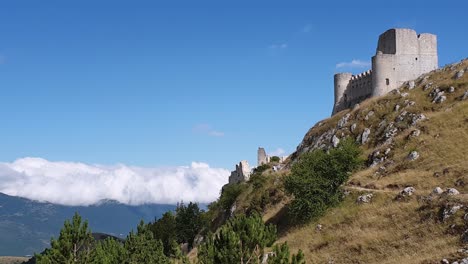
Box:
left=274, top=59, right=468, bottom=263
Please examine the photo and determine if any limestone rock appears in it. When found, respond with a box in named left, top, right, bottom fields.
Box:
left=445, top=188, right=460, bottom=196
left=332, top=135, right=340, bottom=148
left=408, top=80, right=415, bottom=89
left=337, top=113, right=351, bottom=128
left=316, top=224, right=323, bottom=231
left=394, top=104, right=400, bottom=112
left=407, top=151, right=419, bottom=161
left=455, top=69, right=465, bottom=79
left=432, top=91, right=446, bottom=103
left=432, top=187, right=444, bottom=195
left=350, top=123, right=357, bottom=133
left=400, top=187, right=415, bottom=197
left=443, top=204, right=463, bottom=220
left=352, top=103, right=360, bottom=110
left=357, top=193, right=373, bottom=204
left=410, top=129, right=421, bottom=137
left=361, top=128, right=371, bottom=144
left=365, top=111, right=375, bottom=121
left=401, top=92, right=409, bottom=97
left=461, top=91, right=468, bottom=100
left=411, top=114, right=427, bottom=126
left=448, top=86, right=456, bottom=93
left=384, top=148, right=391, bottom=155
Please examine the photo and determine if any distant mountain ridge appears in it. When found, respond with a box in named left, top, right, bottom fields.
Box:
left=0, top=192, right=176, bottom=256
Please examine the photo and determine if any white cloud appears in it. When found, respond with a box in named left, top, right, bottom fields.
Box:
left=193, top=124, right=225, bottom=137
left=0, top=157, right=230, bottom=206
left=269, top=148, right=285, bottom=156
left=336, top=59, right=371, bottom=69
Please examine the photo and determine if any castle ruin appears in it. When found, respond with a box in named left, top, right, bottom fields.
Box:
left=333, top=28, right=438, bottom=114
left=257, top=147, right=288, bottom=166
left=228, top=160, right=251, bottom=184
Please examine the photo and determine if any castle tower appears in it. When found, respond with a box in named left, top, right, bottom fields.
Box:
left=333, top=73, right=353, bottom=114
left=332, top=28, right=438, bottom=115
left=257, top=147, right=268, bottom=166
left=372, top=28, right=438, bottom=96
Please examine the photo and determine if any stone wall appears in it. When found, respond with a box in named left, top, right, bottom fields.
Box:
left=228, top=160, right=251, bottom=184
left=333, top=28, right=438, bottom=114
left=333, top=70, right=373, bottom=113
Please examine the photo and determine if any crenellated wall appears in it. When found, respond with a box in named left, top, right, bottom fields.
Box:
left=332, top=28, right=438, bottom=115
left=333, top=70, right=373, bottom=114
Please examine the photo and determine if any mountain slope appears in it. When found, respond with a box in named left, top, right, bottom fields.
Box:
left=0, top=193, right=175, bottom=256
left=276, top=59, right=468, bottom=263
left=222, top=59, right=468, bottom=264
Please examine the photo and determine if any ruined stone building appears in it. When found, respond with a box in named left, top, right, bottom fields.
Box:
left=257, top=147, right=288, bottom=166
left=333, top=28, right=438, bottom=114
left=228, top=160, right=251, bottom=184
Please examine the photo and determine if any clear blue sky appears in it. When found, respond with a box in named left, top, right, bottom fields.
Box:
left=0, top=1, right=467, bottom=169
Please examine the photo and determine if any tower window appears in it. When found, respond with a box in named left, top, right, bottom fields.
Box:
left=415, top=57, right=418, bottom=61
left=386, top=78, right=390, bottom=85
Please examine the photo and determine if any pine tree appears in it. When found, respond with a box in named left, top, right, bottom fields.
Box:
left=124, top=220, right=169, bottom=264
left=36, top=212, right=94, bottom=264
left=197, top=214, right=277, bottom=264
left=90, top=237, right=125, bottom=264
left=267, top=242, right=305, bottom=264
left=175, top=202, right=203, bottom=248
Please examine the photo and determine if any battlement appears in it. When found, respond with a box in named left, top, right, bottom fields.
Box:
left=333, top=28, right=438, bottom=114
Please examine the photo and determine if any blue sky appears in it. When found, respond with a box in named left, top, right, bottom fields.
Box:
left=0, top=1, right=467, bottom=170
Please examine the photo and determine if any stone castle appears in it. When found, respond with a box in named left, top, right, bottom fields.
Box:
left=333, top=28, right=438, bottom=114
left=257, top=147, right=288, bottom=166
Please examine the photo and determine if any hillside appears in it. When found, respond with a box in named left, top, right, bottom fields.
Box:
left=227, top=59, right=468, bottom=263
left=0, top=192, right=175, bottom=256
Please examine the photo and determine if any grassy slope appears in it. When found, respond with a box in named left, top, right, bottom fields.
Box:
left=228, top=60, right=468, bottom=263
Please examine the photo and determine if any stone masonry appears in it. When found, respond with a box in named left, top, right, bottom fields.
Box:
left=333, top=28, right=438, bottom=114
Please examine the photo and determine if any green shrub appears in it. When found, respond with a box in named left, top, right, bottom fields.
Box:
left=285, top=138, right=362, bottom=223
left=197, top=214, right=277, bottom=264
left=219, top=184, right=246, bottom=212
left=270, top=156, right=281, bottom=163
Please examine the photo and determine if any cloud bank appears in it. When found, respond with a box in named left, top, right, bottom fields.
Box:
left=336, top=59, right=371, bottom=69
left=0, top=158, right=230, bottom=206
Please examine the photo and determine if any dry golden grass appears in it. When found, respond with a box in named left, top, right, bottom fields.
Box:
left=262, top=60, right=468, bottom=263
left=0, top=256, right=29, bottom=264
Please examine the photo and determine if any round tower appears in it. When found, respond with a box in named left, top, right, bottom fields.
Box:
left=333, top=73, right=352, bottom=113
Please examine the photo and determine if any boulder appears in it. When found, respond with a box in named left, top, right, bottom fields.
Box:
left=350, top=123, right=357, bottom=133
left=365, top=111, right=375, bottom=121
left=332, top=135, right=340, bottom=148
left=410, top=129, right=421, bottom=137
left=408, top=80, right=415, bottom=89
left=461, top=91, right=468, bottom=100
left=411, top=114, right=427, bottom=126
left=361, top=128, right=371, bottom=144
left=401, top=92, right=409, bottom=97
left=432, top=187, right=444, bottom=195
left=357, top=193, right=373, bottom=204
left=407, top=151, right=420, bottom=161
left=448, top=86, right=456, bottom=93
left=337, top=113, right=351, bottom=128
left=400, top=187, right=415, bottom=197
left=445, top=188, right=460, bottom=196
left=455, top=69, right=465, bottom=79
left=432, top=91, right=446, bottom=103
left=394, top=104, right=400, bottom=112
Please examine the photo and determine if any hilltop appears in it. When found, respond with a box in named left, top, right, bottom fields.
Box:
left=224, top=59, right=468, bottom=263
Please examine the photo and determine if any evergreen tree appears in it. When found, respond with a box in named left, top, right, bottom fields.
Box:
left=267, top=242, right=305, bottom=264
left=36, top=212, right=94, bottom=264
left=90, top=237, right=125, bottom=264
left=124, top=220, right=169, bottom=264
left=197, top=214, right=277, bottom=264
left=175, top=202, right=203, bottom=248
left=150, top=211, right=178, bottom=256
